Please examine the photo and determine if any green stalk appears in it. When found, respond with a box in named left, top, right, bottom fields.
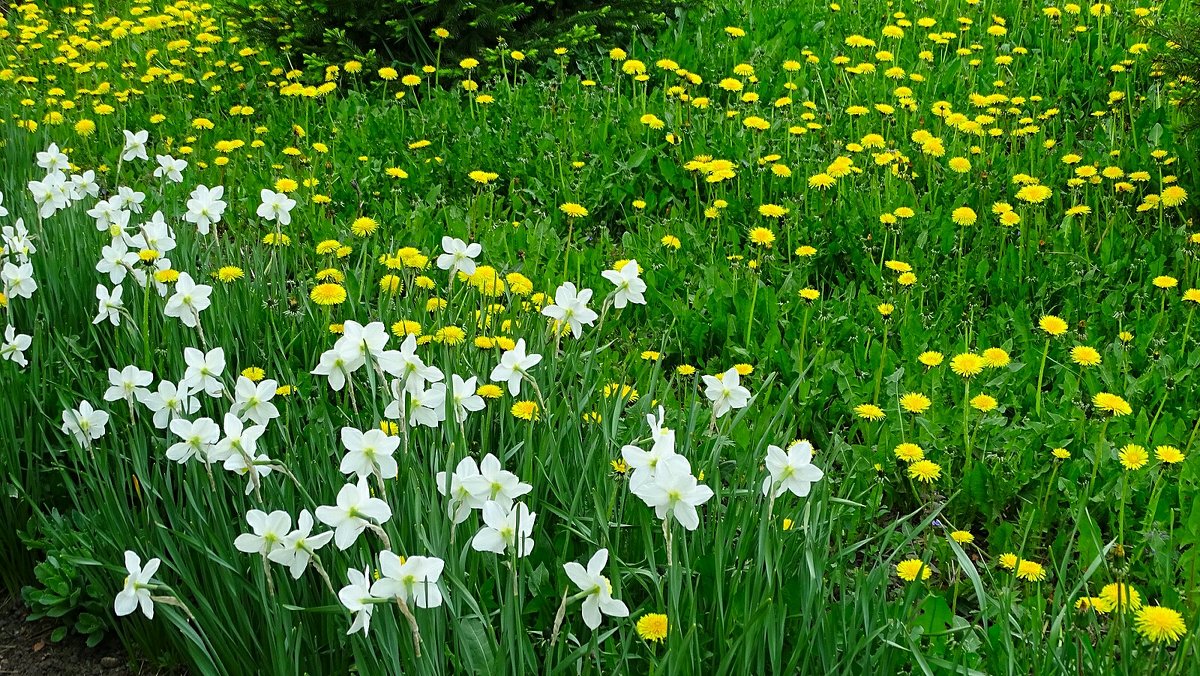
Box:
left=1035, top=337, right=1050, bottom=416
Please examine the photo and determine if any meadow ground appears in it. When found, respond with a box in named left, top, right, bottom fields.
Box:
left=0, top=0, right=1198, bottom=674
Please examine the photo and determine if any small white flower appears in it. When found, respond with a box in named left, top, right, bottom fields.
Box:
left=181, top=346, right=225, bottom=397
left=1, top=325, right=32, bottom=368
left=223, top=450, right=274, bottom=495
left=391, top=381, right=446, bottom=429
left=164, top=271, right=213, bottom=328
left=267, top=510, right=333, bottom=579
left=600, top=259, right=647, bottom=309
left=136, top=379, right=199, bottom=430
left=36, top=143, right=69, bottom=173
left=122, top=129, right=150, bottom=162
left=461, top=453, right=532, bottom=510
left=93, top=284, right=124, bottom=326
left=762, top=440, right=824, bottom=498
left=436, top=236, right=481, bottom=276
left=256, top=188, right=296, bottom=226
left=701, top=368, right=751, bottom=419
left=387, top=333, right=443, bottom=393
left=234, top=509, right=292, bottom=556
left=371, top=552, right=445, bottom=609
left=1, top=218, right=36, bottom=262
left=449, top=374, right=485, bottom=423
left=489, top=338, right=542, bottom=396
left=435, top=456, right=483, bottom=524
left=2, top=261, right=38, bottom=300
left=70, top=170, right=99, bottom=200
left=96, top=238, right=138, bottom=285
left=338, top=567, right=375, bottom=635
left=471, top=501, right=535, bottom=557
left=27, top=171, right=71, bottom=219
left=631, top=455, right=713, bottom=531
left=62, top=400, right=109, bottom=446
left=166, top=416, right=220, bottom=464
left=153, top=154, right=187, bottom=183
left=113, top=186, right=146, bottom=213
left=103, top=364, right=154, bottom=404
left=541, top=282, right=599, bottom=339
left=184, top=184, right=227, bottom=236
left=312, top=342, right=363, bottom=392
left=232, top=376, right=280, bottom=426
left=316, top=477, right=393, bottom=550
left=563, top=549, right=629, bottom=630
left=210, top=412, right=266, bottom=464
left=339, top=426, right=400, bottom=480
left=113, top=551, right=160, bottom=619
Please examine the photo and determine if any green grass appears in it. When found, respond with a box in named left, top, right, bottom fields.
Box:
left=1, top=0, right=1199, bottom=673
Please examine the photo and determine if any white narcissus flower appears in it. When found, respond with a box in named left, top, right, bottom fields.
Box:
left=27, top=171, right=71, bottom=219
left=153, top=154, right=187, bottom=183
left=1, top=325, right=32, bottom=368
left=371, top=552, right=445, bottom=609
left=36, top=143, right=69, bottom=173
left=122, top=129, right=150, bottom=162
left=267, top=509, right=333, bottom=579
left=93, top=284, right=124, bottom=326
left=104, top=364, right=154, bottom=404
left=436, top=236, right=481, bottom=276
left=182, top=346, right=225, bottom=397
left=389, top=333, right=443, bottom=393
left=97, top=238, right=138, bottom=285
left=114, top=551, right=160, bottom=619
left=449, top=374, right=484, bottom=423
left=337, top=320, right=397, bottom=375
left=224, top=450, right=274, bottom=495
left=232, top=376, right=281, bottom=426
left=126, top=211, right=176, bottom=256
left=701, top=367, right=751, bottom=418
left=136, top=379, right=199, bottom=430
left=339, top=567, right=375, bottom=635
left=210, top=412, right=266, bottom=464
left=316, top=477, right=393, bottom=550
left=541, top=282, right=599, bottom=339
left=621, top=428, right=678, bottom=495
left=601, top=259, right=647, bottom=309
left=489, top=338, right=542, bottom=396
left=339, top=426, right=400, bottom=480
left=2, top=261, right=38, bottom=300
left=164, top=271, right=213, bottom=328
left=762, top=440, right=824, bottom=498
left=312, top=342, right=363, bottom=392
left=184, top=184, right=227, bottom=235
left=645, top=406, right=674, bottom=448
left=70, top=170, right=99, bottom=200
left=112, top=186, right=146, bottom=214
left=2, top=218, right=36, bottom=262
left=471, top=501, right=535, bottom=557
left=563, top=549, right=629, bottom=630
left=166, top=416, right=220, bottom=464
left=256, top=188, right=296, bottom=225
left=631, top=455, right=713, bottom=531
left=234, top=509, right=291, bottom=556
left=62, top=400, right=109, bottom=446
left=395, top=381, right=446, bottom=429
left=435, top=455, right=482, bottom=524
left=0, top=190, right=7, bottom=217
left=460, top=453, right=532, bottom=510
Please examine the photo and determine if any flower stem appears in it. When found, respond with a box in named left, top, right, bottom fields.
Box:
left=1035, top=337, right=1050, bottom=416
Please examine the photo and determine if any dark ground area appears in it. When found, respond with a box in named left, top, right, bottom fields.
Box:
left=0, top=596, right=166, bottom=676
